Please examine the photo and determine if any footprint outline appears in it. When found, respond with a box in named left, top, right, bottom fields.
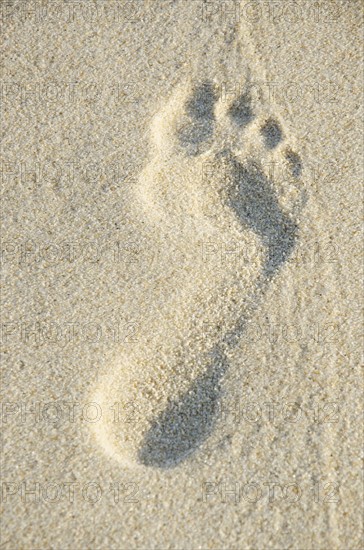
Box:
left=91, top=77, right=307, bottom=470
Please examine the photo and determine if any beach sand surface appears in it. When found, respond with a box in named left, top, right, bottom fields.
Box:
left=1, top=1, right=363, bottom=548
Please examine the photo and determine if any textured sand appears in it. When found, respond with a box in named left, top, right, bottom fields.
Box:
left=1, top=1, right=363, bottom=548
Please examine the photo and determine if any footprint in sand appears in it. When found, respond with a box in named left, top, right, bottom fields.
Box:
left=91, top=77, right=307, bottom=469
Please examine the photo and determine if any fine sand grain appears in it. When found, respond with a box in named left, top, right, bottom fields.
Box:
left=1, top=1, right=363, bottom=549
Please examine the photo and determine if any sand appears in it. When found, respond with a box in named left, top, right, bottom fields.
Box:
left=1, top=1, right=363, bottom=548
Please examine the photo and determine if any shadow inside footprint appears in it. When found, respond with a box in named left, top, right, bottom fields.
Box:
left=138, top=349, right=228, bottom=469
left=226, top=154, right=298, bottom=277
left=138, top=153, right=300, bottom=468
left=285, top=148, right=303, bottom=178
left=178, top=81, right=217, bottom=156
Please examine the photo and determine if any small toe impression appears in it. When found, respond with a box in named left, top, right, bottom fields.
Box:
left=228, top=91, right=255, bottom=128
left=260, top=118, right=283, bottom=149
